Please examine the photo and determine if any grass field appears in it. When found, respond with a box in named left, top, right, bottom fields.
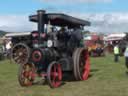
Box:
left=0, top=55, right=128, bottom=96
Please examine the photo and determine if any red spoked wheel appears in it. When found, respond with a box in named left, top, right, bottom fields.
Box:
left=73, top=48, right=90, bottom=81
left=11, top=43, right=30, bottom=65
left=18, top=63, right=35, bottom=86
left=47, top=61, right=62, bottom=88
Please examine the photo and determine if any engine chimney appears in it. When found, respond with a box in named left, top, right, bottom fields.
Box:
left=37, top=10, right=45, bottom=44
left=37, top=10, right=45, bottom=33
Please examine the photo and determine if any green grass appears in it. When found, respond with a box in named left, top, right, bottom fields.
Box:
left=0, top=55, right=128, bottom=96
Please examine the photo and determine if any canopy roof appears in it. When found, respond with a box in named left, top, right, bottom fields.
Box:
left=29, top=13, right=90, bottom=28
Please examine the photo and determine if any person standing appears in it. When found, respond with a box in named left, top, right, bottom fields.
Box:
left=124, top=46, right=128, bottom=68
left=114, top=45, right=119, bottom=62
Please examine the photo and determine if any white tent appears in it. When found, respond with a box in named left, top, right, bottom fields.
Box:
left=5, top=32, right=31, bottom=37
left=104, top=33, right=126, bottom=41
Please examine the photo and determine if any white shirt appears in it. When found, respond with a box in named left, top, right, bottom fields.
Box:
left=6, top=41, right=11, bottom=50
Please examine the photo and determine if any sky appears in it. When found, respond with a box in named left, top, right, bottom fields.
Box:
left=0, top=0, right=128, bottom=33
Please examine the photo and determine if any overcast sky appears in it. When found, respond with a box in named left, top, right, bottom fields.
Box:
left=0, top=0, right=128, bottom=33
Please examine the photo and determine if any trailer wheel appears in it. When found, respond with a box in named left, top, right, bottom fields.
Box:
left=73, top=48, right=90, bottom=80
left=18, top=63, right=35, bottom=86
left=11, top=43, right=30, bottom=64
left=47, top=61, right=62, bottom=88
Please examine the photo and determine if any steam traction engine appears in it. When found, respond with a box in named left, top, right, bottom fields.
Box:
left=11, top=10, right=91, bottom=88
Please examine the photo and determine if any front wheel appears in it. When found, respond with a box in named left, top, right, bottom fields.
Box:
left=47, top=61, right=62, bottom=88
left=18, top=63, right=35, bottom=86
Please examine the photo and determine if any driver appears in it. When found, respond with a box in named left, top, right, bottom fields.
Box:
left=57, top=27, right=69, bottom=49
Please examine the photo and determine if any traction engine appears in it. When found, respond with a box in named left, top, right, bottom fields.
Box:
left=11, top=10, right=91, bottom=88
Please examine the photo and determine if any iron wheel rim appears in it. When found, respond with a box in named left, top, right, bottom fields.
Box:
left=47, top=61, right=62, bottom=88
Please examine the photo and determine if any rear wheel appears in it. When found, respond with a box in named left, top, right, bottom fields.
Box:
left=11, top=43, right=30, bottom=64
left=18, top=63, right=35, bottom=86
left=47, top=61, right=62, bottom=88
left=73, top=48, right=90, bottom=80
